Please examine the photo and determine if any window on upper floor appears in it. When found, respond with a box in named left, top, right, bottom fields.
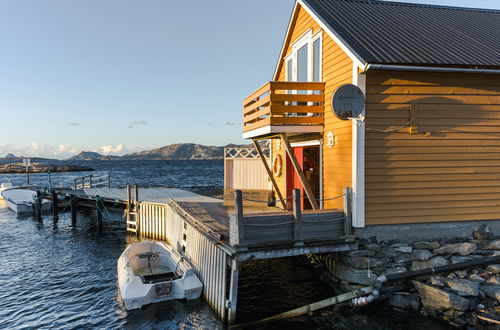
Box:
left=285, top=30, right=322, bottom=83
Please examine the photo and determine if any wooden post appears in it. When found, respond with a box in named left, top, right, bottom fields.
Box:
left=51, top=189, right=58, bottom=221
left=74, top=179, right=77, bottom=190
left=293, top=189, right=302, bottom=244
left=134, top=185, right=140, bottom=235
left=70, top=195, right=77, bottom=226
left=26, top=163, right=30, bottom=184
left=343, top=187, right=352, bottom=236
left=89, top=174, right=93, bottom=188
left=252, top=139, right=287, bottom=209
left=35, top=191, right=42, bottom=221
left=126, top=185, right=131, bottom=225
left=280, top=134, right=319, bottom=209
left=108, top=172, right=111, bottom=188
left=227, top=258, right=240, bottom=324
left=234, top=190, right=244, bottom=245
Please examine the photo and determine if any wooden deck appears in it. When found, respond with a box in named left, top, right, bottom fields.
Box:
left=51, top=185, right=357, bottom=324
left=56, top=187, right=220, bottom=203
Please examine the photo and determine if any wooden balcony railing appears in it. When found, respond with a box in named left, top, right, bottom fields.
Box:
left=242, top=81, right=325, bottom=135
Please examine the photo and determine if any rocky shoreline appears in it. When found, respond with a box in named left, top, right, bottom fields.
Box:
left=0, top=162, right=93, bottom=173
left=318, top=225, right=500, bottom=328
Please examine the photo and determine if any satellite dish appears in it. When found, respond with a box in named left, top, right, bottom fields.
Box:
left=331, top=84, right=365, bottom=120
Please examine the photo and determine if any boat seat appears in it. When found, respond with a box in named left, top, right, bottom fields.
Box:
left=141, top=272, right=178, bottom=284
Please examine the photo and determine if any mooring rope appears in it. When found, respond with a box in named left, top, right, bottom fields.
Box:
left=95, top=197, right=112, bottom=220
left=244, top=220, right=295, bottom=227
left=241, top=195, right=293, bottom=203
left=302, top=193, right=345, bottom=201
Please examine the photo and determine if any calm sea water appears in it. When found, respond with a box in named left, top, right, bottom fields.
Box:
left=0, top=160, right=446, bottom=329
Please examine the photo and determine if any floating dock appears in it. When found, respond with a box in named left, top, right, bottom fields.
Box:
left=49, top=184, right=357, bottom=323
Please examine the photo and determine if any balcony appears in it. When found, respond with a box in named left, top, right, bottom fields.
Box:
left=242, top=81, right=325, bottom=139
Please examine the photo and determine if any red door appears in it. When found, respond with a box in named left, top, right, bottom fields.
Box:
left=286, top=147, right=305, bottom=209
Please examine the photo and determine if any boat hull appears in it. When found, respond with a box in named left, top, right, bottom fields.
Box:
left=117, top=241, right=203, bottom=310
left=1, top=188, right=51, bottom=214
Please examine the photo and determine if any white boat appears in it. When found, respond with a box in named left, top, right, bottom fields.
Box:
left=0, top=188, right=51, bottom=214
left=117, top=241, right=203, bottom=310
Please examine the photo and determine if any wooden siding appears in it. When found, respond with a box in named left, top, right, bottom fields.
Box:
left=365, top=70, right=500, bottom=225
left=273, top=5, right=353, bottom=209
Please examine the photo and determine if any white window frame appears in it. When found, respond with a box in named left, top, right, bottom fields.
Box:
left=285, top=30, right=322, bottom=116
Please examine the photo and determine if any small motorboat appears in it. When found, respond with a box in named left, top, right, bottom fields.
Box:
left=117, top=241, right=203, bottom=310
left=0, top=188, right=51, bottom=214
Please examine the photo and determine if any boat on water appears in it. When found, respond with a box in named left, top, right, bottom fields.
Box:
left=117, top=241, right=203, bottom=310
left=0, top=188, right=51, bottom=214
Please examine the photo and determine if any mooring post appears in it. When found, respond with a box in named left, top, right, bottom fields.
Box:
left=134, top=185, right=140, bottom=235
left=126, top=185, right=131, bottom=224
left=227, top=258, right=240, bottom=324
left=343, top=187, right=352, bottom=236
left=234, top=190, right=244, bottom=245
left=293, top=189, right=302, bottom=244
left=96, top=195, right=103, bottom=228
left=51, top=189, right=58, bottom=221
left=70, top=195, right=78, bottom=226
left=35, top=190, right=42, bottom=221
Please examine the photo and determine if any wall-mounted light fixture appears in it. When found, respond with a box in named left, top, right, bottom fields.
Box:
left=326, top=131, right=335, bottom=148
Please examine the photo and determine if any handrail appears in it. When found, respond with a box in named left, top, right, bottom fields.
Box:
left=74, top=172, right=111, bottom=190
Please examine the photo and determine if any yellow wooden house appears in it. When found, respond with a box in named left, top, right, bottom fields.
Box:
left=240, top=0, right=500, bottom=235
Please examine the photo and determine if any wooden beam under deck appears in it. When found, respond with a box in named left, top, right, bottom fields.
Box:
left=253, top=139, right=287, bottom=209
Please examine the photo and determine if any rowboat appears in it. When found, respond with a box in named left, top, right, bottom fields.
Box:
left=117, top=241, right=203, bottom=310
left=0, top=188, right=51, bottom=214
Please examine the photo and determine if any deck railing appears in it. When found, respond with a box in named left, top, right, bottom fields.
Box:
left=230, top=188, right=353, bottom=247
left=242, top=81, right=325, bottom=133
left=74, top=173, right=111, bottom=190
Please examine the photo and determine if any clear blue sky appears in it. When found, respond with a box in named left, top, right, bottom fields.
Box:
left=0, top=0, right=498, bottom=158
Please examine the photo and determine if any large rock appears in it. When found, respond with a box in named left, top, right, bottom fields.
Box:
left=393, top=243, right=413, bottom=253
left=411, top=256, right=450, bottom=271
left=394, top=249, right=432, bottom=263
left=388, top=293, right=420, bottom=309
left=343, top=256, right=390, bottom=269
left=413, top=281, right=469, bottom=311
left=334, top=263, right=375, bottom=285
left=414, top=241, right=440, bottom=250
left=486, top=264, right=500, bottom=274
left=343, top=249, right=376, bottom=257
left=384, top=266, right=408, bottom=275
left=376, top=246, right=398, bottom=258
left=468, top=274, right=485, bottom=283
left=472, top=225, right=493, bottom=240
left=434, top=242, right=477, bottom=256
left=486, top=276, right=500, bottom=285
left=483, top=240, right=500, bottom=250
left=444, top=279, right=479, bottom=296
left=479, top=284, right=500, bottom=302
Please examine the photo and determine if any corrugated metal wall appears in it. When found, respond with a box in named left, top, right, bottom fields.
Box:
left=137, top=202, right=229, bottom=320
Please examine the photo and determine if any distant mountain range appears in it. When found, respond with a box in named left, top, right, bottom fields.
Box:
left=67, top=143, right=249, bottom=161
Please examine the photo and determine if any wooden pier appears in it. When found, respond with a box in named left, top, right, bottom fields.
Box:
left=49, top=183, right=357, bottom=324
